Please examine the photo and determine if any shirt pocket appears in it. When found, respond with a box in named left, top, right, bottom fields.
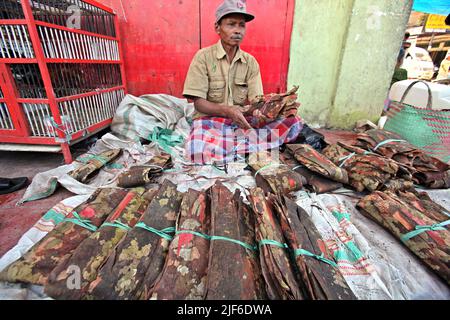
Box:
left=233, top=80, right=249, bottom=106
left=207, top=80, right=226, bottom=103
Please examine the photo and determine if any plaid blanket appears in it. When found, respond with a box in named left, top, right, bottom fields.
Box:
left=186, top=116, right=303, bottom=164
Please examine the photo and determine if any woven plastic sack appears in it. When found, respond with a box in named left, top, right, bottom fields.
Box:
left=385, top=81, right=450, bottom=163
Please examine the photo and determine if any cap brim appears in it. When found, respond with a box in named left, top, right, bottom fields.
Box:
left=217, top=12, right=255, bottom=23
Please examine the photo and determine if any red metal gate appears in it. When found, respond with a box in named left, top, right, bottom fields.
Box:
left=100, top=0, right=294, bottom=96
left=0, top=0, right=126, bottom=164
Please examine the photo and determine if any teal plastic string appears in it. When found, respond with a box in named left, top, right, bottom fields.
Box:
left=64, top=212, right=98, bottom=232
left=175, top=230, right=257, bottom=251
left=101, top=220, right=132, bottom=231
left=135, top=222, right=175, bottom=241
left=258, top=239, right=289, bottom=249
left=210, top=235, right=257, bottom=251
left=295, top=249, right=338, bottom=268
left=401, top=220, right=450, bottom=242
left=373, top=139, right=407, bottom=151
left=338, top=152, right=356, bottom=168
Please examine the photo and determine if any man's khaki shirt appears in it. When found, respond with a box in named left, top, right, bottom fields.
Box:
left=183, top=40, right=264, bottom=119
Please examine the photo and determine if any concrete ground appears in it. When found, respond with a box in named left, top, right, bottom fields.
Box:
left=0, top=149, right=85, bottom=257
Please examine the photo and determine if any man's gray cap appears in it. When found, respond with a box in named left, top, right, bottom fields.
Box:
left=215, top=0, right=255, bottom=23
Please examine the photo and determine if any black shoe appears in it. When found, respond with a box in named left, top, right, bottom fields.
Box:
left=0, top=177, right=28, bottom=195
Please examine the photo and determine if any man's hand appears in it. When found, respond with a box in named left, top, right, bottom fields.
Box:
left=225, top=106, right=252, bottom=130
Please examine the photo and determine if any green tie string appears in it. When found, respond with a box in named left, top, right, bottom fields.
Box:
left=64, top=211, right=98, bottom=232
left=135, top=222, right=176, bottom=241
left=401, top=220, right=450, bottom=242
left=101, top=220, right=132, bottom=231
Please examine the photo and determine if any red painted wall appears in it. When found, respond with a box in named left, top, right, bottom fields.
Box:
left=99, top=0, right=294, bottom=97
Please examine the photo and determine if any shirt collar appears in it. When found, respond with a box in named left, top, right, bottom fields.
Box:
left=215, top=40, right=247, bottom=64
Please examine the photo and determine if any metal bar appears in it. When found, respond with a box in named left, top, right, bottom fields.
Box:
left=36, top=103, right=48, bottom=136
left=70, top=98, right=85, bottom=130
left=38, top=26, right=49, bottom=58
left=49, top=27, right=61, bottom=58
left=23, top=104, right=37, bottom=136
left=99, top=91, right=108, bottom=121
left=4, top=103, right=14, bottom=129
left=64, top=30, right=73, bottom=60
left=9, top=25, right=22, bottom=58
left=105, top=90, right=113, bottom=118
left=43, top=26, right=55, bottom=58
left=0, top=27, right=11, bottom=58
left=74, top=32, right=82, bottom=59
left=25, top=104, right=40, bottom=136
left=68, top=30, right=80, bottom=59
left=44, top=104, right=55, bottom=137
left=22, top=25, right=34, bottom=58
left=57, top=29, right=68, bottom=59
left=94, top=92, right=102, bottom=122
left=75, top=99, right=89, bottom=129
left=0, top=103, right=9, bottom=129
left=65, top=100, right=79, bottom=132
left=3, top=25, right=15, bottom=58
left=0, top=27, right=5, bottom=58
left=18, top=25, right=31, bottom=58
left=81, top=33, right=88, bottom=60
left=89, top=94, right=99, bottom=124
left=82, top=95, right=93, bottom=126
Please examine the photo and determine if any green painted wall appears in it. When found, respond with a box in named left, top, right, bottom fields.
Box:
left=288, top=0, right=413, bottom=129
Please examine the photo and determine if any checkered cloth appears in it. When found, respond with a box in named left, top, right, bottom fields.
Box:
left=186, top=116, right=303, bottom=164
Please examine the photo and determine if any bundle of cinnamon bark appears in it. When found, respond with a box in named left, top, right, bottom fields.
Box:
left=248, top=188, right=355, bottom=300
left=44, top=187, right=154, bottom=299
left=244, top=86, right=300, bottom=127
left=117, top=153, right=172, bottom=188
left=247, top=151, right=304, bottom=196
left=286, top=144, right=349, bottom=185
left=0, top=188, right=128, bottom=285
left=88, top=180, right=184, bottom=300
left=70, top=149, right=122, bottom=183
left=357, top=189, right=450, bottom=285
left=356, top=129, right=450, bottom=189
left=204, top=183, right=266, bottom=300
left=322, top=142, right=401, bottom=192
left=280, top=150, right=343, bottom=194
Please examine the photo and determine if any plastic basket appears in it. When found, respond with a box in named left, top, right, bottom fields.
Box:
left=385, top=80, right=450, bottom=163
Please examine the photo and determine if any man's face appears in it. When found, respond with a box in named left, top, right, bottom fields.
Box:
left=216, top=14, right=246, bottom=47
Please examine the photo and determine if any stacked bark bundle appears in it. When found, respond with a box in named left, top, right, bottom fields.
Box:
left=117, top=153, right=172, bottom=188
left=286, top=144, right=349, bottom=184
left=357, top=189, right=450, bottom=285
left=88, top=181, right=183, bottom=300
left=0, top=188, right=129, bottom=285
left=356, top=129, right=450, bottom=189
left=248, top=151, right=305, bottom=196
left=70, top=149, right=122, bottom=183
left=280, top=150, right=343, bottom=194
left=244, top=86, right=300, bottom=127
left=205, top=183, right=266, bottom=300
left=44, top=187, right=153, bottom=299
left=322, top=142, right=400, bottom=192
left=249, top=188, right=356, bottom=300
